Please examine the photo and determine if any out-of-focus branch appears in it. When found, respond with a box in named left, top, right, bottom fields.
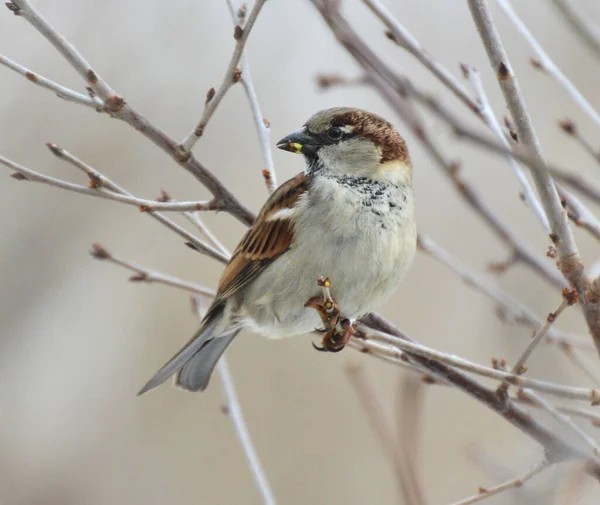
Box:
left=558, top=118, right=600, bottom=167
left=467, top=0, right=600, bottom=355
left=495, top=0, right=600, bottom=130
left=5, top=0, right=255, bottom=226
left=418, top=234, right=574, bottom=349
left=362, top=0, right=477, bottom=115
left=0, top=53, right=102, bottom=108
left=551, top=0, right=600, bottom=58
left=216, top=357, right=278, bottom=505
left=347, top=366, right=427, bottom=505
left=360, top=313, right=600, bottom=477
left=178, top=0, right=268, bottom=154
left=192, top=299, right=276, bottom=505
left=89, top=244, right=216, bottom=296
left=521, top=390, right=600, bottom=459
left=448, top=460, right=550, bottom=505
left=462, top=64, right=548, bottom=231
left=225, top=0, right=278, bottom=193
left=396, top=376, right=428, bottom=505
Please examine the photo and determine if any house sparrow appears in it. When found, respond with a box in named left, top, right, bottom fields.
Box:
left=139, top=107, right=416, bottom=394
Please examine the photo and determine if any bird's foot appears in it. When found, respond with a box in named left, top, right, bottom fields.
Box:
left=306, top=277, right=357, bottom=353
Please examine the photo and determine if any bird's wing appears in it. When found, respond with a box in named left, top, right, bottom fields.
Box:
left=215, top=172, right=311, bottom=301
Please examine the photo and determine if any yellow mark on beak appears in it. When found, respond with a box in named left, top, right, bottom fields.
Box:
left=290, top=142, right=303, bottom=154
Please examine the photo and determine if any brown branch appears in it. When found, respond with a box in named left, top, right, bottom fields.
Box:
left=5, top=0, right=255, bottom=226
left=466, top=0, right=600, bottom=355
left=448, top=459, right=550, bottom=505
left=89, top=244, right=216, bottom=296
left=178, top=0, right=268, bottom=154
left=360, top=313, right=600, bottom=476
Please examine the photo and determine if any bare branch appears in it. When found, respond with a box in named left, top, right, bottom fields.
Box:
left=521, top=390, right=600, bottom=459
left=496, top=293, right=574, bottom=401
left=0, top=53, right=102, bottom=108
left=417, top=234, right=577, bottom=353
left=448, top=459, right=550, bottom=505
left=356, top=329, right=599, bottom=404
left=89, top=244, right=216, bottom=296
left=495, top=0, right=600, bottom=130
left=347, top=366, right=426, bottom=505
left=182, top=212, right=231, bottom=258
left=1, top=150, right=228, bottom=264
left=3, top=153, right=219, bottom=211
left=558, top=118, right=600, bottom=166
left=178, top=0, right=268, bottom=154
left=462, top=64, right=549, bottom=231
left=311, top=2, right=565, bottom=291
left=466, top=0, right=598, bottom=354
left=551, top=0, right=600, bottom=59
left=225, top=0, right=277, bottom=192
left=190, top=298, right=277, bottom=505
left=216, top=357, right=278, bottom=505
left=5, top=0, right=255, bottom=225
left=361, top=313, right=600, bottom=475
left=362, top=0, right=478, bottom=116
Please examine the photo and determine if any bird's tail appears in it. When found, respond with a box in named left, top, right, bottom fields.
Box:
left=137, top=304, right=237, bottom=395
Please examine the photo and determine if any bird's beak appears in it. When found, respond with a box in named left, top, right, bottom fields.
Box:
left=276, top=128, right=319, bottom=156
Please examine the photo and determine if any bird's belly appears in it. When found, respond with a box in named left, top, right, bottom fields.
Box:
left=240, top=212, right=416, bottom=339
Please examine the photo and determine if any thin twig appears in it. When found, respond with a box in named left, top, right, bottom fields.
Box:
left=448, top=460, right=550, bottom=505
left=348, top=346, right=600, bottom=428
left=1, top=151, right=228, bottom=264
left=217, top=358, right=278, bottom=505
left=520, top=390, right=600, bottom=459
left=551, top=0, right=600, bottom=59
left=346, top=366, right=423, bottom=504
left=462, top=64, right=549, bottom=231
left=356, top=329, right=600, bottom=404
left=6, top=0, right=255, bottom=225
left=312, top=4, right=565, bottom=291
left=361, top=0, right=477, bottom=116
left=360, top=312, right=600, bottom=474
left=0, top=53, right=102, bottom=108
left=89, top=244, right=216, bottom=296
left=418, top=234, right=573, bottom=350
left=225, top=0, right=277, bottom=193
left=467, top=0, right=597, bottom=354
left=191, top=299, right=277, bottom=505
left=496, top=295, right=573, bottom=401
left=182, top=212, right=231, bottom=258
left=396, top=376, right=428, bottom=505
left=178, top=0, right=268, bottom=154
left=3, top=154, right=219, bottom=211
left=495, top=0, right=600, bottom=130
left=559, top=119, right=600, bottom=166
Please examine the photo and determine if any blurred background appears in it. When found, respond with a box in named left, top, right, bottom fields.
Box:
left=2, top=0, right=600, bottom=503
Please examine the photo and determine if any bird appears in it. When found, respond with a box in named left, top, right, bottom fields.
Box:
left=138, top=107, right=417, bottom=395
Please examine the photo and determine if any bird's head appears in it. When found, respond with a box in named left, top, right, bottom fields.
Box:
left=276, top=107, right=411, bottom=183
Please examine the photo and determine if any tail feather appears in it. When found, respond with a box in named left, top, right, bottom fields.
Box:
left=175, top=331, right=239, bottom=392
left=138, top=306, right=225, bottom=396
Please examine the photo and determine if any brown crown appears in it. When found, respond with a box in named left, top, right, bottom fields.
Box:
left=329, top=108, right=410, bottom=164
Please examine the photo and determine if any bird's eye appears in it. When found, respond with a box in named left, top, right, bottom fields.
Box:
left=328, top=126, right=344, bottom=140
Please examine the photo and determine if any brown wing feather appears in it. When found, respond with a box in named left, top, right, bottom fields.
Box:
left=215, top=173, right=310, bottom=301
